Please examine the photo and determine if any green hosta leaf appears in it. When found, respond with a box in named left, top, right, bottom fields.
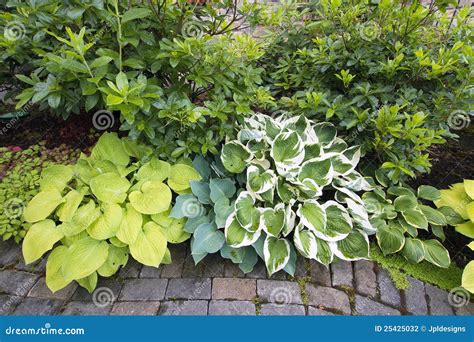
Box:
left=168, top=164, right=202, bottom=192
left=110, top=237, right=127, bottom=248
left=190, top=181, right=211, bottom=204
left=332, top=229, right=369, bottom=261
left=419, top=205, right=447, bottom=226
left=422, top=239, right=450, bottom=268
left=129, top=222, right=167, bottom=266
left=401, top=238, right=425, bottom=263
left=376, top=224, right=405, bottom=255
left=116, top=204, right=143, bottom=245
left=62, top=237, right=109, bottom=281
left=97, top=245, right=128, bottom=277
left=464, top=180, right=474, bottom=199
left=46, top=246, right=71, bottom=293
left=209, top=178, right=236, bottom=203
left=263, top=236, right=291, bottom=275
left=136, top=159, right=170, bottom=182
left=152, top=210, right=190, bottom=244
left=435, top=184, right=469, bottom=219
left=235, top=192, right=260, bottom=230
left=87, top=203, right=123, bottom=240
left=394, top=195, right=418, bottom=212
left=91, top=132, right=130, bottom=167
left=462, top=260, right=474, bottom=293
left=315, top=238, right=334, bottom=266
left=271, top=131, right=305, bottom=167
left=401, top=209, right=428, bottom=230
left=455, top=221, right=474, bottom=239
left=192, top=223, right=225, bottom=255
left=40, top=165, right=73, bottom=192
left=294, top=224, right=317, bottom=259
left=170, top=195, right=204, bottom=219
left=24, top=189, right=64, bottom=223
left=467, top=202, right=474, bottom=222
left=261, top=205, right=285, bottom=237
left=129, top=181, right=171, bottom=215
left=388, top=186, right=415, bottom=197
left=221, top=141, right=253, bottom=173
left=23, top=220, right=64, bottom=264
left=418, top=185, right=441, bottom=201
left=77, top=272, right=98, bottom=293
left=225, top=215, right=261, bottom=248
left=297, top=200, right=327, bottom=235
left=437, top=206, right=465, bottom=225
left=60, top=200, right=100, bottom=237
left=57, top=190, right=84, bottom=223
left=298, top=157, right=334, bottom=188
left=90, top=173, right=131, bottom=204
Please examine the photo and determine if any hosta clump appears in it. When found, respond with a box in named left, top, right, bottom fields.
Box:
left=21, top=132, right=201, bottom=293
left=435, top=180, right=474, bottom=292
left=363, top=184, right=451, bottom=268
left=220, top=113, right=375, bottom=275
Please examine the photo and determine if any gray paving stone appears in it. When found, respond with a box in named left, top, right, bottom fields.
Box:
left=15, top=257, right=47, bottom=274
left=309, top=260, right=331, bottom=287
left=119, top=279, right=168, bottom=301
left=159, top=300, right=208, bottom=315
left=62, top=301, right=111, bottom=315
left=72, top=278, right=122, bottom=302
left=165, top=278, right=211, bottom=300
left=454, top=302, right=474, bottom=316
left=294, top=258, right=308, bottom=278
left=0, top=270, right=38, bottom=296
left=425, top=284, right=454, bottom=315
left=260, top=303, right=305, bottom=315
left=224, top=261, right=246, bottom=278
left=182, top=255, right=206, bottom=277
left=308, top=306, right=336, bottom=316
left=160, top=244, right=187, bottom=278
left=245, top=262, right=267, bottom=279
left=119, top=259, right=142, bottom=278
left=269, top=270, right=287, bottom=280
left=209, top=300, right=256, bottom=315
left=355, top=295, right=400, bottom=315
left=377, top=269, right=400, bottom=307
left=28, top=277, right=77, bottom=300
left=140, top=266, right=162, bottom=278
left=111, top=301, right=160, bottom=315
left=0, top=294, right=22, bottom=315
left=404, top=277, right=428, bottom=315
left=212, top=278, right=256, bottom=300
left=0, top=241, right=20, bottom=267
left=201, top=253, right=225, bottom=277
left=12, top=297, right=63, bottom=315
left=354, top=260, right=377, bottom=297
left=331, top=261, right=353, bottom=287
left=305, top=284, right=351, bottom=314
left=257, top=280, right=302, bottom=304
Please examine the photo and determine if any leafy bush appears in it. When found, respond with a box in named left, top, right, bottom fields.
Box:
left=0, top=143, right=80, bottom=243
left=21, top=132, right=202, bottom=293
left=363, top=183, right=451, bottom=268
left=259, top=0, right=473, bottom=184
left=435, top=180, right=474, bottom=292
left=8, top=0, right=270, bottom=159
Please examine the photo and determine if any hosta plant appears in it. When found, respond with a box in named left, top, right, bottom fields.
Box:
left=435, top=180, right=474, bottom=292
left=220, top=113, right=376, bottom=275
left=21, top=132, right=201, bottom=293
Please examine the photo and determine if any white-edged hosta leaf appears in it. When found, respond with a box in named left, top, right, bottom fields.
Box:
left=401, top=209, right=428, bottom=230
left=346, top=198, right=376, bottom=235
left=417, top=185, right=441, bottom=201
left=331, top=229, right=369, bottom=261
left=328, top=154, right=354, bottom=176
left=23, top=219, right=64, bottom=264
left=247, top=166, right=276, bottom=194
left=298, top=157, right=334, bottom=188
left=297, top=200, right=327, bottom=235
left=342, top=146, right=361, bottom=168
left=376, top=224, right=405, bottom=255
left=221, top=141, right=253, bottom=173
left=271, top=131, right=305, bottom=168
left=315, top=238, right=334, bottom=266
left=394, top=195, right=418, bottom=212
left=419, top=205, right=447, bottom=226
left=422, top=239, right=450, bottom=268
left=282, top=204, right=296, bottom=237
left=235, top=191, right=260, bottom=230
left=401, top=238, right=425, bottom=263
left=263, top=236, right=291, bottom=275
left=225, top=214, right=261, bottom=248
left=294, top=223, right=317, bottom=259
left=260, top=204, right=285, bottom=237
left=313, top=122, right=337, bottom=146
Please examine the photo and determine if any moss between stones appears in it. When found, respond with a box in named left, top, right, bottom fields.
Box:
left=369, top=244, right=462, bottom=291
left=295, top=277, right=310, bottom=306
left=252, top=297, right=262, bottom=315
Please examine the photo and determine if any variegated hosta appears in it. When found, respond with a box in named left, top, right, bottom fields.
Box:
left=363, top=184, right=451, bottom=268
left=221, top=113, right=375, bottom=275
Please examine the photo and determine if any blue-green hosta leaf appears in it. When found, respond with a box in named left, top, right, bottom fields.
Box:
left=283, top=242, right=297, bottom=276
left=60, top=200, right=100, bottom=237
left=294, top=223, right=317, bottom=259
left=61, top=237, right=109, bottom=281
left=239, top=247, right=259, bottom=274
left=170, top=194, right=204, bottom=219
left=40, top=165, right=73, bottom=192
left=376, top=224, right=405, bottom=255
left=331, top=229, right=369, bottom=261
left=298, top=157, right=334, bottom=189
left=297, top=200, right=327, bottom=236
left=167, top=164, right=202, bottom=192
left=260, top=204, right=285, bottom=237
left=235, top=191, right=260, bottom=230
left=192, top=223, right=225, bottom=255
left=418, top=205, right=447, bottom=226
left=220, top=244, right=245, bottom=264
left=214, top=199, right=233, bottom=228
left=210, top=178, right=236, bottom=203
left=46, top=246, right=71, bottom=293
left=417, top=185, right=441, bottom=201
left=422, top=239, right=450, bottom=268
left=90, top=132, right=130, bottom=167
left=151, top=209, right=190, bottom=244
left=271, top=131, right=305, bottom=170
left=184, top=215, right=210, bottom=234
left=116, top=204, right=143, bottom=245
left=97, top=245, right=128, bottom=277
left=192, top=155, right=211, bottom=181
left=57, top=190, right=84, bottom=223
left=401, top=209, right=428, bottom=230
left=23, top=220, right=64, bottom=264
left=221, top=141, right=253, bottom=173
left=247, top=165, right=277, bottom=195
left=190, top=181, right=211, bottom=205
left=313, top=122, right=337, bottom=147
left=129, top=222, right=167, bottom=267
left=90, top=173, right=130, bottom=204
left=225, top=214, right=262, bottom=248
left=263, top=236, right=291, bottom=275
left=24, top=189, right=64, bottom=223
left=129, top=181, right=171, bottom=215
left=401, top=238, right=425, bottom=263
left=136, top=158, right=171, bottom=182
left=87, top=203, right=123, bottom=240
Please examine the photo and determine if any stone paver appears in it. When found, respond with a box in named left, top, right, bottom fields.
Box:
left=159, top=300, right=208, bottom=315
left=0, top=270, right=38, bottom=296
left=306, top=284, right=351, bottom=314
left=257, top=280, right=302, bottom=304
left=224, top=261, right=246, bottom=278
left=12, top=297, right=63, bottom=315
left=119, top=279, right=168, bottom=301
left=140, top=266, right=162, bottom=278
left=0, top=295, right=22, bottom=315
left=212, top=278, right=256, bottom=300
left=331, top=261, right=353, bottom=287
left=62, top=302, right=112, bottom=315
left=165, top=278, right=211, bottom=300
left=378, top=269, right=400, bottom=307
left=72, top=278, right=122, bottom=302
left=354, top=260, right=377, bottom=297
left=245, top=262, right=267, bottom=279
left=160, top=245, right=186, bottom=278
left=308, top=307, right=336, bottom=316
left=28, top=277, right=77, bottom=300
left=425, top=284, right=454, bottom=315
left=309, top=261, right=331, bottom=287
left=182, top=255, right=206, bottom=277
left=209, top=300, right=256, bottom=315
left=260, top=304, right=305, bottom=315
left=119, top=260, right=142, bottom=278
left=404, top=277, right=428, bottom=315
left=355, top=295, right=401, bottom=316
left=111, top=301, right=160, bottom=316
left=0, top=241, right=20, bottom=267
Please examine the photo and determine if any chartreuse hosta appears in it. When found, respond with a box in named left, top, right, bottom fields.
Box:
left=21, top=133, right=201, bottom=293
left=434, top=180, right=474, bottom=292
left=363, top=183, right=451, bottom=268
left=219, top=113, right=376, bottom=275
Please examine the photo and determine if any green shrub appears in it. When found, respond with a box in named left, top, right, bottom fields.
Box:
left=21, top=132, right=202, bottom=293
left=259, top=0, right=473, bottom=184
